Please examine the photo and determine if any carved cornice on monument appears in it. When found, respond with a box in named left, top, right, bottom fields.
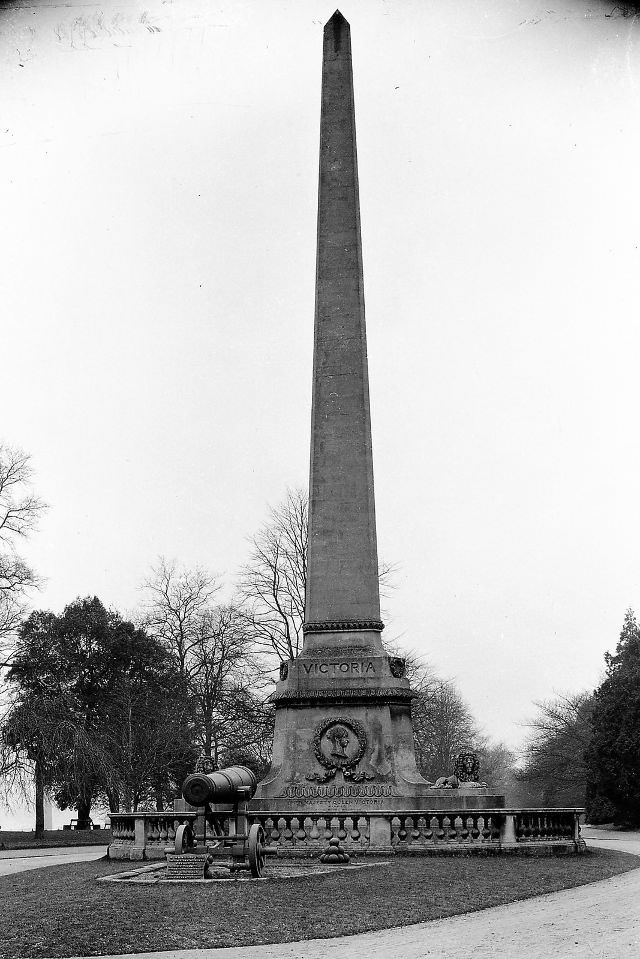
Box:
left=303, top=619, right=384, bottom=634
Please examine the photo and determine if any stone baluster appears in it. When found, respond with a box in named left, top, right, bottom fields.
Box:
left=264, top=817, right=276, bottom=845
left=500, top=813, right=517, bottom=846
left=359, top=816, right=370, bottom=844
left=573, top=812, right=581, bottom=842
left=405, top=816, right=418, bottom=844
left=390, top=816, right=401, bottom=845
left=291, top=816, right=304, bottom=843
left=159, top=817, right=168, bottom=844
left=344, top=816, right=354, bottom=844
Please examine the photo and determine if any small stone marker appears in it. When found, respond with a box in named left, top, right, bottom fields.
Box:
left=165, top=854, right=208, bottom=880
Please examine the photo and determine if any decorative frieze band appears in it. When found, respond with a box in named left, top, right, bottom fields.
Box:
left=271, top=686, right=416, bottom=703
left=303, top=619, right=385, bottom=634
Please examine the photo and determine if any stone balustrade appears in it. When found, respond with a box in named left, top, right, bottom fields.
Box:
left=389, top=811, right=501, bottom=847
left=386, top=808, right=583, bottom=853
left=107, top=807, right=584, bottom=860
left=514, top=810, right=579, bottom=843
left=247, top=808, right=582, bottom=854
left=248, top=812, right=374, bottom=854
left=108, top=811, right=199, bottom=860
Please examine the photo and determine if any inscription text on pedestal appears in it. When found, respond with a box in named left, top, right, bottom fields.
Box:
left=283, top=783, right=395, bottom=799
left=302, top=660, right=375, bottom=676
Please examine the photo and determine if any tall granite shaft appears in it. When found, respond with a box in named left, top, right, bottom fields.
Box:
left=305, top=11, right=381, bottom=635
left=252, top=12, right=497, bottom=813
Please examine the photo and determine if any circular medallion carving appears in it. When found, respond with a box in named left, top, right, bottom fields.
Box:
left=313, top=717, right=367, bottom=771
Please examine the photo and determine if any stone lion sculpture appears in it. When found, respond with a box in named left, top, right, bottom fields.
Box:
left=453, top=752, right=487, bottom=787
left=427, top=752, right=488, bottom=789
left=432, top=774, right=459, bottom=789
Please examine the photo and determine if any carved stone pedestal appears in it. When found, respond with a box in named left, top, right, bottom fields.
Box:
left=252, top=634, right=504, bottom=817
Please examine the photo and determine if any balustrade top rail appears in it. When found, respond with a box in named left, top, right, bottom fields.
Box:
left=245, top=807, right=585, bottom=816
left=108, top=807, right=584, bottom=819
left=108, top=811, right=199, bottom=818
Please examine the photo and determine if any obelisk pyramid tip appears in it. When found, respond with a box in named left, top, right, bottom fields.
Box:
left=325, top=10, right=350, bottom=29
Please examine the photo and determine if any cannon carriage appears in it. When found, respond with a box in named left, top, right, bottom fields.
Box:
left=175, top=764, right=266, bottom=878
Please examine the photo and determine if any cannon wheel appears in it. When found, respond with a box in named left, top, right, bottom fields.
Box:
left=248, top=824, right=266, bottom=878
left=174, top=823, right=195, bottom=855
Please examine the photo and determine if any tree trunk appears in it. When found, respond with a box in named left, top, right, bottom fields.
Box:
left=34, top=760, right=45, bottom=836
left=77, top=798, right=91, bottom=829
left=106, top=788, right=120, bottom=813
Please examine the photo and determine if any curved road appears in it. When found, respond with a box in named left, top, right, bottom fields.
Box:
left=0, top=844, right=107, bottom=877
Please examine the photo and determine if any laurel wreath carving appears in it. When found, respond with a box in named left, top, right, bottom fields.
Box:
left=305, top=717, right=374, bottom=783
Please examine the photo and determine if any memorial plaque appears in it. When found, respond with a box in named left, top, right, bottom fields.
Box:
left=165, top=853, right=208, bottom=880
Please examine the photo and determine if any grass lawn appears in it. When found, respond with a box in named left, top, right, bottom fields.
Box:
left=0, top=848, right=637, bottom=958
left=0, top=830, right=111, bottom=850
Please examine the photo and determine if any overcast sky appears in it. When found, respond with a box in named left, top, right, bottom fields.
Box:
left=2, top=0, right=640, bottom=826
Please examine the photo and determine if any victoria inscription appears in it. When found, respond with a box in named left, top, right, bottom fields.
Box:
left=302, top=660, right=376, bottom=676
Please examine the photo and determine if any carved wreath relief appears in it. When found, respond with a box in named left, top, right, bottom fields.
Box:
left=306, top=718, right=374, bottom=784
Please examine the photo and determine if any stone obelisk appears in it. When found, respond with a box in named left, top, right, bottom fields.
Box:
left=254, top=12, right=424, bottom=812
left=304, top=9, right=382, bottom=644
left=253, top=12, right=494, bottom=814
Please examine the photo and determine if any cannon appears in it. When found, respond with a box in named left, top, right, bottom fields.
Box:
left=175, top=764, right=266, bottom=878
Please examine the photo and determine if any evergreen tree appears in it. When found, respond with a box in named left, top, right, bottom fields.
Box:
left=586, top=609, right=640, bottom=826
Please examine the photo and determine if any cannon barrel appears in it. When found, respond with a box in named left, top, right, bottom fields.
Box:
left=182, top=765, right=258, bottom=806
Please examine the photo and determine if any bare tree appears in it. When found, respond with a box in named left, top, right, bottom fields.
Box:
left=140, top=558, right=221, bottom=680
left=238, top=488, right=308, bottom=663
left=0, top=444, right=46, bottom=669
left=141, top=561, right=269, bottom=773
left=382, top=643, right=486, bottom=781
left=517, top=691, right=594, bottom=806
left=188, top=604, right=266, bottom=764
left=238, top=487, right=394, bottom=664
left=412, top=679, right=482, bottom=780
